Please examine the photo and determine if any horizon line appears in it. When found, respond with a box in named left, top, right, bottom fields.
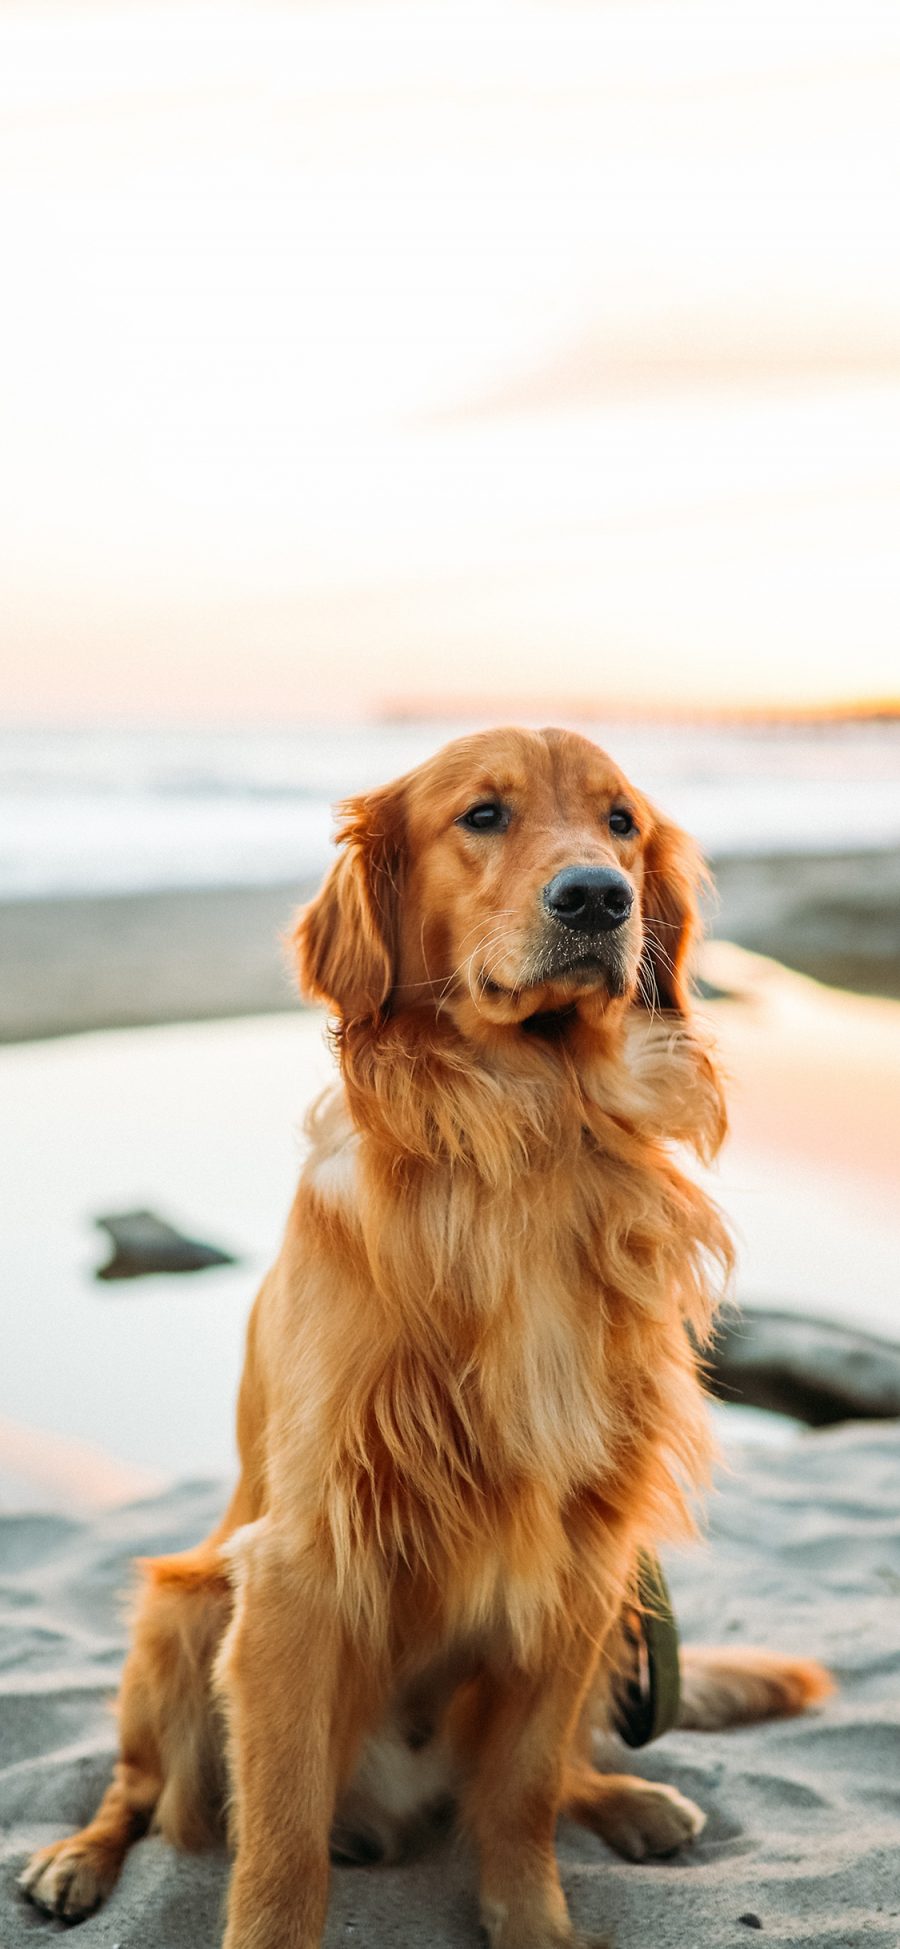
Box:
left=2, top=697, right=899, bottom=734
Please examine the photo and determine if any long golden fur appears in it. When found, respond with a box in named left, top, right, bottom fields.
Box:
left=21, top=728, right=831, bottom=1947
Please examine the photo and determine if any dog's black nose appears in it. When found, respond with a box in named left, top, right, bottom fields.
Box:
left=543, top=866, right=634, bottom=933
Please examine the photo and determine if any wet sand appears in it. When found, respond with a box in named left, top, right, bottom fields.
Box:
left=2, top=844, right=899, bottom=1045
left=0, top=944, right=898, bottom=1499
left=0, top=881, right=311, bottom=1044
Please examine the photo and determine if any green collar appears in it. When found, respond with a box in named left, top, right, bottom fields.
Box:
left=611, top=1552, right=681, bottom=1749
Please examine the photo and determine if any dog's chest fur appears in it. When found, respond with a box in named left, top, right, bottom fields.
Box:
left=299, top=1076, right=711, bottom=1660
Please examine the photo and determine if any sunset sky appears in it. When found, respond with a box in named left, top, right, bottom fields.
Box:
left=2, top=0, right=899, bottom=722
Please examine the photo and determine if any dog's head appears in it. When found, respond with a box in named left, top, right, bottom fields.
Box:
left=295, top=727, right=707, bottom=1043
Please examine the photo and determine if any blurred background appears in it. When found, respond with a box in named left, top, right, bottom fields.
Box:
left=1, top=0, right=899, bottom=1506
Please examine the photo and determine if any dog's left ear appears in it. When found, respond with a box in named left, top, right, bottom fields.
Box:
left=293, top=785, right=405, bottom=1024
left=636, top=813, right=709, bottom=1016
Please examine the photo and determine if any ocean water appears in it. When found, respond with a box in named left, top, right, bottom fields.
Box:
left=1, top=718, right=899, bottom=901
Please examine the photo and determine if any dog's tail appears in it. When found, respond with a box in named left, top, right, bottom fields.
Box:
left=677, top=1646, right=834, bottom=1730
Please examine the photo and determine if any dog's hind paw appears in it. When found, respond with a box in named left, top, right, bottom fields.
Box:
left=594, top=1778, right=705, bottom=1861
left=564, top=1766, right=706, bottom=1862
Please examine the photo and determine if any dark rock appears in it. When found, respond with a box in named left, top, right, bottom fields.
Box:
left=693, top=975, right=747, bottom=1002
left=706, top=1305, right=900, bottom=1426
left=94, top=1209, right=237, bottom=1282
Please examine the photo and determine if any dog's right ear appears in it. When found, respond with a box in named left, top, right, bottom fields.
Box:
left=293, top=786, right=404, bottom=1024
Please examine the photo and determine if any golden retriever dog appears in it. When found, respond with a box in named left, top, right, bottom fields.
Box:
left=21, top=727, right=831, bottom=1948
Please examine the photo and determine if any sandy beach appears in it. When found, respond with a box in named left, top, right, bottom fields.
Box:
left=3, top=1426, right=900, bottom=1948
left=1, top=948, right=898, bottom=1943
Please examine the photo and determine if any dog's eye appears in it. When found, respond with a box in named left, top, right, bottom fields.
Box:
left=458, top=801, right=509, bottom=833
left=609, top=807, right=637, bottom=837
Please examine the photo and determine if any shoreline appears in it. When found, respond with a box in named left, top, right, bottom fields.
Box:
left=3, top=845, right=900, bottom=1043
left=0, top=879, right=315, bottom=1043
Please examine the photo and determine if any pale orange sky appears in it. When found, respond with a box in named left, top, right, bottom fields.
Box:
left=2, top=0, right=900, bottom=722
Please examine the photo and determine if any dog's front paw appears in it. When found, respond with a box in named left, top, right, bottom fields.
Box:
left=480, top=1896, right=609, bottom=1949
left=19, top=1836, right=119, bottom=1921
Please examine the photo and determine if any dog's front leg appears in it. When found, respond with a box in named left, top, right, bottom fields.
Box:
left=465, top=1632, right=605, bottom=1949
left=217, top=1522, right=376, bottom=1949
